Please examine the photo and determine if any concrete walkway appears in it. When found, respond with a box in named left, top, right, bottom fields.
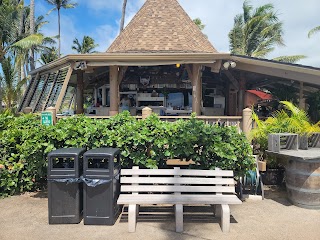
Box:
left=0, top=187, right=319, bottom=240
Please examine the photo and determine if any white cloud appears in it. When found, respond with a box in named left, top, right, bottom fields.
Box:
left=78, top=0, right=121, bottom=11
left=91, top=24, right=118, bottom=52
left=178, top=0, right=320, bottom=67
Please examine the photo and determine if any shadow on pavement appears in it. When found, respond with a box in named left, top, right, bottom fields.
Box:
left=263, top=185, right=292, bottom=206
left=120, top=205, right=238, bottom=224
left=31, top=189, right=48, bottom=199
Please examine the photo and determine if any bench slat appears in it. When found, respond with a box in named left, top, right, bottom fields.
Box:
left=121, top=177, right=235, bottom=185
left=121, top=169, right=234, bottom=177
left=118, top=194, right=242, bottom=205
left=121, top=185, right=235, bottom=193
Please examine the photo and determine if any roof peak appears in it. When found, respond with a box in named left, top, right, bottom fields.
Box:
left=107, top=0, right=217, bottom=54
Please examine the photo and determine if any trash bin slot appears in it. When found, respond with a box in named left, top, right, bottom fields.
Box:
left=87, top=158, right=109, bottom=169
left=52, top=157, right=75, bottom=169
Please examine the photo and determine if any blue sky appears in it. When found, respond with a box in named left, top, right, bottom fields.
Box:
left=26, top=0, right=320, bottom=67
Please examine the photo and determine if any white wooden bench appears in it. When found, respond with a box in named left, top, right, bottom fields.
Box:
left=117, top=166, right=242, bottom=233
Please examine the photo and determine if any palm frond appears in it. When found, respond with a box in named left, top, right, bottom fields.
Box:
left=273, top=55, right=306, bottom=63
left=11, top=33, right=44, bottom=50
left=308, top=26, right=320, bottom=38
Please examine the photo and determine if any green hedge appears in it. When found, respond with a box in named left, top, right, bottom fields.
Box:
left=0, top=112, right=254, bottom=197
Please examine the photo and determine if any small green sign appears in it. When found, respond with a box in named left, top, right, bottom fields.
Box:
left=41, top=112, right=53, bottom=126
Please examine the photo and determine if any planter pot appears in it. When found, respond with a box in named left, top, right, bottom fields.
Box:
left=261, top=168, right=285, bottom=185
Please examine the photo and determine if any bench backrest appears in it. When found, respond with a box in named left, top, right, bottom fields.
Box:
left=120, top=167, right=236, bottom=194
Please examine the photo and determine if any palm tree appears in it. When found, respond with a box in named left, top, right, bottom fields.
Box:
left=308, top=25, right=320, bottom=38
left=0, top=56, right=25, bottom=109
left=72, top=36, right=98, bottom=54
left=29, top=0, right=35, bottom=70
left=120, top=0, right=127, bottom=32
left=45, top=0, right=78, bottom=57
left=39, top=46, right=59, bottom=65
left=229, top=1, right=306, bottom=63
left=12, top=15, right=56, bottom=76
left=229, top=0, right=284, bottom=58
left=0, top=0, right=23, bottom=63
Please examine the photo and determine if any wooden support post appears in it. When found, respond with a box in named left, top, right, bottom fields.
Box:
left=142, top=107, right=152, bottom=119
left=191, top=64, right=202, bottom=116
left=46, top=107, right=57, bottom=125
left=76, top=70, right=84, bottom=114
left=238, top=73, right=246, bottom=115
left=94, top=88, right=98, bottom=106
left=242, top=108, right=252, bottom=139
left=55, top=64, right=74, bottom=112
left=299, top=82, right=305, bottom=110
left=102, top=85, right=106, bottom=106
left=109, top=66, right=119, bottom=116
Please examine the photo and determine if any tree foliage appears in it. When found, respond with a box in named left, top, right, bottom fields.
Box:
left=72, top=36, right=99, bottom=54
left=0, top=56, right=25, bottom=109
left=193, top=18, right=205, bottom=31
left=229, top=0, right=284, bottom=58
left=308, top=25, right=320, bottom=38
left=45, top=0, right=78, bottom=57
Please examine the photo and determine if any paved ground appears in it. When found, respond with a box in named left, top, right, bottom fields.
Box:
left=0, top=186, right=319, bottom=240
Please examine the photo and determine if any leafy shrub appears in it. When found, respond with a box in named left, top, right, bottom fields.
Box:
left=0, top=114, right=52, bottom=197
left=0, top=111, right=254, bottom=197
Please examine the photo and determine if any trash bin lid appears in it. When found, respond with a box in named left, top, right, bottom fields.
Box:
left=84, top=148, right=120, bottom=158
left=48, top=148, right=86, bottom=157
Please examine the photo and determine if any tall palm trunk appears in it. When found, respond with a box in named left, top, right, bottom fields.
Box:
left=120, top=0, right=127, bottom=33
left=58, top=8, right=61, bottom=57
left=29, top=0, right=35, bottom=70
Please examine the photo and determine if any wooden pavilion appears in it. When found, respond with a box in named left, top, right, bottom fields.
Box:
left=18, top=0, right=320, bottom=118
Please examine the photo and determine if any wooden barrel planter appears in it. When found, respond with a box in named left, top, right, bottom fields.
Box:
left=286, top=158, right=320, bottom=209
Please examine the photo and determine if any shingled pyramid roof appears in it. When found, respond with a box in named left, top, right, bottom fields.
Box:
left=107, top=0, right=218, bottom=54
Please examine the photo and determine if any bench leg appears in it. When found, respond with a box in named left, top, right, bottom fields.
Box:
left=128, top=204, right=138, bottom=233
left=220, top=204, right=230, bottom=233
left=175, top=204, right=183, bottom=232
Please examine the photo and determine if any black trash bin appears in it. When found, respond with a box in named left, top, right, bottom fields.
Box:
left=47, top=148, right=86, bottom=224
left=82, top=148, right=121, bottom=225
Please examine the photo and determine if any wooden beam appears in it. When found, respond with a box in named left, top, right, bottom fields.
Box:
left=299, top=82, right=305, bottom=109
left=33, top=73, right=50, bottom=112
left=185, top=64, right=193, bottom=80
left=55, top=64, right=74, bottom=112
left=235, top=62, right=320, bottom=86
left=223, top=71, right=240, bottom=90
left=42, top=70, right=60, bottom=111
left=203, top=60, right=222, bottom=73
left=76, top=70, right=84, bottom=114
left=249, top=79, right=275, bottom=89
left=25, top=72, right=40, bottom=107
left=118, top=66, right=128, bottom=85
